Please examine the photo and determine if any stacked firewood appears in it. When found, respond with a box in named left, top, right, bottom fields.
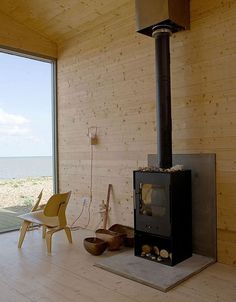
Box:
left=141, top=244, right=172, bottom=262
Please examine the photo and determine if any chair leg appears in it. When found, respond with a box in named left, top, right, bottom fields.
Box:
left=45, top=227, right=62, bottom=254
left=18, top=221, right=31, bottom=248
left=45, top=232, right=53, bottom=254
left=45, top=227, right=72, bottom=254
left=42, top=225, right=47, bottom=239
left=64, top=227, right=72, bottom=243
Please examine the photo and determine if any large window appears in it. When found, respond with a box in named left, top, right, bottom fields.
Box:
left=0, top=50, right=56, bottom=233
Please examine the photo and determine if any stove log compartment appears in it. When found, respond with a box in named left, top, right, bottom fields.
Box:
left=134, top=170, right=192, bottom=266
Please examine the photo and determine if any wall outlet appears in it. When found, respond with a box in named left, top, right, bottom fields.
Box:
left=81, top=197, right=90, bottom=205
left=89, top=133, right=98, bottom=145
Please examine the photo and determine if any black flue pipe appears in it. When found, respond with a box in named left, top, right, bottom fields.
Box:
left=153, top=28, right=172, bottom=168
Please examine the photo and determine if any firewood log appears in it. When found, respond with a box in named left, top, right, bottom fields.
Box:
left=141, top=244, right=152, bottom=254
left=153, top=246, right=160, bottom=255
left=160, top=249, right=169, bottom=259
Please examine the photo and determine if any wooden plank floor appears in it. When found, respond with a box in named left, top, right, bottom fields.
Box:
left=0, top=229, right=235, bottom=302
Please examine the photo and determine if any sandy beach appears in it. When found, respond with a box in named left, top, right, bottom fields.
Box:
left=0, top=177, right=53, bottom=209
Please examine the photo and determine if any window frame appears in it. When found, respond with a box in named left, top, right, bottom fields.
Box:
left=0, top=46, right=58, bottom=193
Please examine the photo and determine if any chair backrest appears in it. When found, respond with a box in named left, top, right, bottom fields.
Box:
left=31, top=189, right=43, bottom=212
left=43, top=191, right=71, bottom=227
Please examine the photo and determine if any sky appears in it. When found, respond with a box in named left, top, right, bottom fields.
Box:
left=0, top=52, right=52, bottom=157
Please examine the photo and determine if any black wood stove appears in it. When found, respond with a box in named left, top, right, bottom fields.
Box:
left=134, top=170, right=192, bottom=266
left=134, top=1, right=192, bottom=266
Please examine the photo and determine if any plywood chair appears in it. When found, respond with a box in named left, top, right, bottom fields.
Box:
left=18, top=191, right=72, bottom=253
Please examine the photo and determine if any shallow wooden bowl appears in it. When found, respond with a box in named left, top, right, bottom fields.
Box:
left=83, top=237, right=107, bottom=256
left=109, top=224, right=134, bottom=247
left=95, top=229, right=125, bottom=251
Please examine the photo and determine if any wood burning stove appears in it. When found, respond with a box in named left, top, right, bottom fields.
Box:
left=134, top=1, right=192, bottom=266
left=134, top=170, right=192, bottom=266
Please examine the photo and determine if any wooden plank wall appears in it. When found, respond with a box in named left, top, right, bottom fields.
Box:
left=57, top=0, right=236, bottom=265
left=0, top=10, right=57, bottom=58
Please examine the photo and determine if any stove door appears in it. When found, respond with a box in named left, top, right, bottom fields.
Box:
left=134, top=172, right=171, bottom=237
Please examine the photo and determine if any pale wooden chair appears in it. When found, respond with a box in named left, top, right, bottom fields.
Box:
left=18, top=191, right=72, bottom=253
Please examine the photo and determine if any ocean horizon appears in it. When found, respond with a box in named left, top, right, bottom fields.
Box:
left=0, top=156, right=52, bottom=179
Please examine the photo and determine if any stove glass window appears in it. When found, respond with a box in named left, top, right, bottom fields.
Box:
left=140, top=184, right=167, bottom=217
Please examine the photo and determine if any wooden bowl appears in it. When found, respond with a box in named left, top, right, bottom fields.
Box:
left=83, top=237, right=107, bottom=256
left=95, top=229, right=125, bottom=251
left=109, top=224, right=134, bottom=247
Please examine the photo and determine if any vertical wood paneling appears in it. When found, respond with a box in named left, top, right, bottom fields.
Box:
left=57, top=0, right=236, bottom=265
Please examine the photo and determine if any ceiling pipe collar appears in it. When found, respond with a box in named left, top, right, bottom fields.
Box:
left=152, top=26, right=172, bottom=38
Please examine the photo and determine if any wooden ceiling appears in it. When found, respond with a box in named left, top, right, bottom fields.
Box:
left=0, top=0, right=130, bottom=43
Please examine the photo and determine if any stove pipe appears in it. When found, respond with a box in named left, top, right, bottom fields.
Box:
left=153, top=26, right=172, bottom=168
left=135, top=0, right=190, bottom=169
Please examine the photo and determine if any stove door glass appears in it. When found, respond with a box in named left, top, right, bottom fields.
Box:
left=140, top=184, right=167, bottom=217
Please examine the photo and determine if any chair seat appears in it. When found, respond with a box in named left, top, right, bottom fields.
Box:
left=18, top=210, right=59, bottom=227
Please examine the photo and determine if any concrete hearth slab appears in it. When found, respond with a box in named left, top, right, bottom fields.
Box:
left=95, top=249, right=215, bottom=292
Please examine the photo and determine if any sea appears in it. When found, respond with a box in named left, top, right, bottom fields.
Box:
left=0, top=156, right=52, bottom=179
